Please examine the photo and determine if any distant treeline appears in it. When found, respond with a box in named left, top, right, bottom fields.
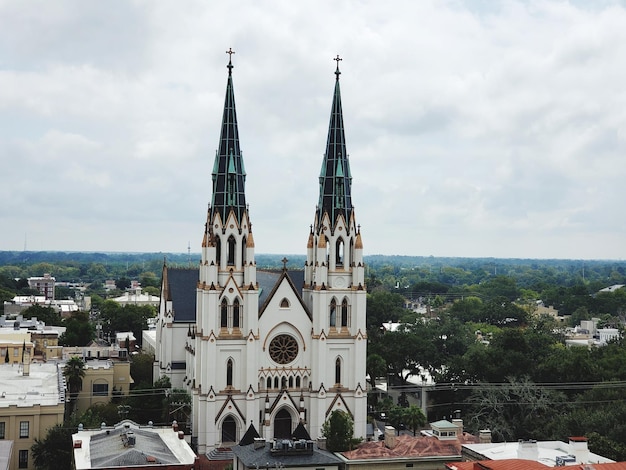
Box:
left=0, top=251, right=624, bottom=288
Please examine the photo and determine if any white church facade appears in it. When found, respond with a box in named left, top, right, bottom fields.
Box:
left=154, top=53, right=367, bottom=456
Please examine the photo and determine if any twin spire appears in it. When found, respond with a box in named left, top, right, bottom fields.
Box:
left=210, top=48, right=247, bottom=225
left=210, top=50, right=353, bottom=231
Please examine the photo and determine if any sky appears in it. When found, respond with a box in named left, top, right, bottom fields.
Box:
left=1, top=1, right=625, bottom=260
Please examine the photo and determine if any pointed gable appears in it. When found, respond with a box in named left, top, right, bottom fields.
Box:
left=239, top=423, right=260, bottom=446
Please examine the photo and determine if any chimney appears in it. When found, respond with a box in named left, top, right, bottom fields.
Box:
left=452, top=418, right=463, bottom=435
left=569, top=437, right=590, bottom=463
left=172, top=420, right=178, bottom=432
left=479, top=430, right=492, bottom=444
left=384, top=426, right=397, bottom=449
left=517, top=440, right=538, bottom=461
left=178, top=431, right=184, bottom=440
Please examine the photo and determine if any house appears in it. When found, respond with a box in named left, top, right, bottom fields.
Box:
left=111, top=288, right=160, bottom=308
left=337, top=422, right=479, bottom=470
left=72, top=420, right=197, bottom=469
left=462, top=437, right=614, bottom=466
left=0, top=361, right=66, bottom=470
left=63, top=345, right=132, bottom=413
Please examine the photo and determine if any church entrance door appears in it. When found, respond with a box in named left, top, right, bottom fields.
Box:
left=273, top=408, right=292, bottom=439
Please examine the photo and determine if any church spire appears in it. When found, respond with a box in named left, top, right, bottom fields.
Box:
left=210, top=48, right=247, bottom=225
left=316, top=55, right=353, bottom=230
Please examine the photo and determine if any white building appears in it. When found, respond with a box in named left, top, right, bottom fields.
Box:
left=154, top=56, right=367, bottom=456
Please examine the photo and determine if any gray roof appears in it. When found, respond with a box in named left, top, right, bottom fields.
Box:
left=90, top=426, right=178, bottom=467
left=163, top=268, right=305, bottom=323
left=233, top=441, right=342, bottom=468
left=166, top=268, right=198, bottom=323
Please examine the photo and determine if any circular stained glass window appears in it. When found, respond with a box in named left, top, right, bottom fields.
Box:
left=269, top=334, right=298, bottom=364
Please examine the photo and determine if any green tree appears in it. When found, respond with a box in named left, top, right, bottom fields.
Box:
left=64, top=357, right=86, bottom=413
left=366, top=354, right=387, bottom=388
left=59, top=311, right=95, bottom=346
left=404, top=404, right=427, bottom=436
left=321, top=410, right=361, bottom=451
left=21, top=304, right=62, bottom=326
left=31, top=424, right=73, bottom=470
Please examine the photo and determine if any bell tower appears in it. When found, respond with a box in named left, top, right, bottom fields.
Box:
left=192, top=49, right=259, bottom=454
left=303, top=57, right=367, bottom=439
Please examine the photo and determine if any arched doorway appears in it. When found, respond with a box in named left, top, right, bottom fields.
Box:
left=273, top=408, right=292, bottom=439
left=222, top=416, right=237, bottom=443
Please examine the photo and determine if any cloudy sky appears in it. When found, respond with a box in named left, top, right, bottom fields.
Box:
left=1, top=1, right=625, bottom=260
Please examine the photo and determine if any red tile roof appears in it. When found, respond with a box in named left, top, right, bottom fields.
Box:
left=342, top=433, right=478, bottom=460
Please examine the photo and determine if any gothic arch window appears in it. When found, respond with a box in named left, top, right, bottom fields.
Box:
left=303, top=376, right=308, bottom=388
left=220, top=299, right=228, bottom=328
left=341, top=298, right=349, bottom=328
left=288, top=376, right=294, bottom=388
left=349, top=238, right=354, bottom=266
left=335, top=357, right=342, bottom=385
left=336, top=238, right=344, bottom=266
left=266, top=377, right=272, bottom=389
left=226, top=358, right=233, bottom=387
left=296, top=376, right=301, bottom=388
left=233, top=299, right=240, bottom=328
left=242, top=236, right=247, bottom=265
left=329, top=298, right=337, bottom=327
left=280, top=298, right=290, bottom=308
left=274, top=377, right=279, bottom=389
left=216, top=238, right=222, bottom=266
left=227, top=235, right=236, bottom=266
left=222, top=416, right=237, bottom=443
left=325, top=236, right=330, bottom=264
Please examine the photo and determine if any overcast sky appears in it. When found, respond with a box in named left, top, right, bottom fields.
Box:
left=1, top=1, right=625, bottom=260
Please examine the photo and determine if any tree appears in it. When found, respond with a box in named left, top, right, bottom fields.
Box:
left=404, top=405, right=427, bottom=436
left=59, top=311, right=95, bottom=346
left=64, top=357, right=86, bottom=414
left=31, top=424, right=73, bottom=470
left=366, top=354, right=386, bottom=388
left=21, top=304, right=62, bottom=326
left=321, top=410, right=361, bottom=451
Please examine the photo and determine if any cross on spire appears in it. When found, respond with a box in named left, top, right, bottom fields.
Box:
left=226, top=48, right=235, bottom=72
left=334, top=55, right=342, bottom=79
left=281, top=257, right=289, bottom=271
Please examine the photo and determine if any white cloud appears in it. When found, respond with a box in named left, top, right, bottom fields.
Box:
left=1, top=0, right=625, bottom=259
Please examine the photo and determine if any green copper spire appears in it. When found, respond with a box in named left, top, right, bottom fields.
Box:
left=317, top=55, right=353, bottom=228
left=210, top=48, right=247, bottom=224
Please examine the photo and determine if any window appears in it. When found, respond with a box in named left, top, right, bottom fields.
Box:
left=14, top=348, right=18, bottom=357
left=19, top=421, right=29, bottom=438
left=329, top=299, right=337, bottom=327
left=220, top=299, right=228, bottom=328
left=92, top=383, right=109, bottom=396
left=233, top=299, right=240, bottom=328
left=341, top=299, right=349, bottom=327
left=227, top=235, right=236, bottom=265
left=226, top=359, right=233, bottom=387
left=19, top=450, right=28, bottom=469
left=335, top=357, right=342, bottom=385
left=280, top=298, right=290, bottom=308
left=0, top=422, right=5, bottom=439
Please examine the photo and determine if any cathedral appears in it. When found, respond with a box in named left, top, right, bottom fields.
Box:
left=154, top=52, right=367, bottom=455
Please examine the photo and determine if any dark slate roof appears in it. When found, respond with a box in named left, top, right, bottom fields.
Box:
left=239, top=423, right=261, bottom=446
left=233, top=441, right=342, bottom=468
left=166, top=268, right=198, bottom=323
left=257, top=270, right=304, bottom=308
left=292, top=423, right=311, bottom=441
left=163, top=268, right=304, bottom=323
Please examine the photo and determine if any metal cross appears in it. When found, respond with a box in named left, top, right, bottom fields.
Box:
left=281, top=257, right=289, bottom=271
